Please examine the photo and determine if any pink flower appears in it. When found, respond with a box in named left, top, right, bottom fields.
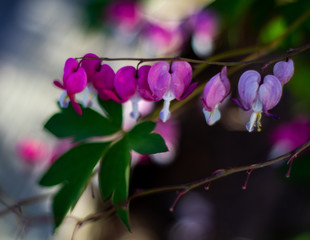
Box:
left=103, top=65, right=152, bottom=120
left=17, top=138, right=49, bottom=165
left=106, top=0, right=143, bottom=43
left=54, top=58, right=87, bottom=115
left=201, top=66, right=230, bottom=125
left=148, top=61, right=197, bottom=122
left=142, top=23, right=184, bottom=56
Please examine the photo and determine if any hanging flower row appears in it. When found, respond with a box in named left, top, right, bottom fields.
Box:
left=54, top=53, right=294, bottom=132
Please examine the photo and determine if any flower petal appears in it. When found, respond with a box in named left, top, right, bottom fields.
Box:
left=273, top=59, right=294, bottom=85
left=171, top=61, right=192, bottom=100
left=179, top=82, right=198, bottom=100
left=202, top=67, right=230, bottom=111
left=80, top=53, right=101, bottom=81
left=259, top=75, right=282, bottom=112
left=114, top=66, right=137, bottom=102
left=148, top=61, right=171, bottom=100
left=238, top=70, right=261, bottom=109
left=137, top=65, right=155, bottom=101
left=65, top=68, right=87, bottom=95
left=63, top=58, right=79, bottom=87
left=92, top=64, right=115, bottom=92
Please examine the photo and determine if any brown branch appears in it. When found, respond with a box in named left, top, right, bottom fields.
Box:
left=0, top=192, right=53, bottom=217
left=71, top=140, right=310, bottom=235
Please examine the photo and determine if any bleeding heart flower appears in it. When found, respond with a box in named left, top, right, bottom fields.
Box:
left=54, top=58, right=87, bottom=115
left=233, top=70, right=282, bottom=132
left=201, top=66, right=230, bottom=125
left=103, top=65, right=152, bottom=120
left=148, top=61, right=197, bottom=122
left=273, top=59, right=294, bottom=85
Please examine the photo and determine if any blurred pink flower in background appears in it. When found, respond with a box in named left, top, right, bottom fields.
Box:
left=189, top=9, right=219, bottom=57
left=16, top=138, right=50, bottom=165
left=106, top=0, right=143, bottom=42
left=142, top=23, right=184, bottom=56
left=269, top=117, right=310, bottom=158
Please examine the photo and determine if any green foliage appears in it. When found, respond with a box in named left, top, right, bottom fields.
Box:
left=39, top=142, right=110, bottom=229
left=44, top=104, right=121, bottom=141
left=128, top=121, right=168, bottom=155
left=99, top=138, right=131, bottom=231
left=260, top=16, right=286, bottom=44
left=97, top=97, right=123, bottom=129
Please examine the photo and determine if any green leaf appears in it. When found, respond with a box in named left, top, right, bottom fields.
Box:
left=128, top=121, right=168, bottom=155
left=39, top=142, right=110, bottom=186
left=39, top=142, right=110, bottom=229
left=97, top=97, right=123, bottom=129
left=99, top=138, right=131, bottom=230
left=44, top=104, right=120, bottom=141
left=52, top=179, right=85, bottom=229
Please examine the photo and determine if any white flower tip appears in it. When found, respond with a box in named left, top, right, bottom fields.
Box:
left=159, top=109, right=171, bottom=122
left=130, top=110, right=140, bottom=121
left=59, top=91, right=69, bottom=108
left=203, top=107, right=221, bottom=126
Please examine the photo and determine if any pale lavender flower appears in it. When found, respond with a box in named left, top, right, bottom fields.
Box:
left=148, top=61, right=197, bottom=122
left=201, top=66, right=230, bottom=125
left=234, top=70, right=282, bottom=132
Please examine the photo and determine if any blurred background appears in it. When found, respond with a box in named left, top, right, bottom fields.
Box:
left=0, top=0, right=310, bottom=239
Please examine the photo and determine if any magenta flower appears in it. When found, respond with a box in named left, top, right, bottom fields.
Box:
left=102, top=65, right=152, bottom=120
left=106, top=0, right=142, bottom=43
left=54, top=58, right=87, bottom=115
left=269, top=118, right=310, bottom=157
left=201, top=66, right=230, bottom=125
left=273, top=59, right=294, bottom=85
left=17, top=138, right=49, bottom=166
left=80, top=53, right=102, bottom=106
left=234, top=70, right=282, bottom=132
left=148, top=61, right=197, bottom=122
left=90, top=64, right=116, bottom=101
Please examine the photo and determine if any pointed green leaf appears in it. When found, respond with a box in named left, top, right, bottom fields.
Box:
left=44, top=104, right=120, bottom=141
left=117, top=208, right=131, bottom=232
left=52, top=179, right=86, bottom=229
left=97, top=97, right=123, bottom=129
left=99, top=138, right=131, bottom=229
left=128, top=121, right=168, bottom=155
left=39, top=142, right=110, bottom=186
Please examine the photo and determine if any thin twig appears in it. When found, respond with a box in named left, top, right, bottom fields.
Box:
left=72, top=140, right=310, bottom=233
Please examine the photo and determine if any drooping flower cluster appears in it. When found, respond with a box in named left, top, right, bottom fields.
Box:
left=105, top=1, right=219, bottom=57
left=233, top=59, right=294, bottom=132
left=55, top=54, right=197, bottom=122
left=200, top=59, right=294, bottom=130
